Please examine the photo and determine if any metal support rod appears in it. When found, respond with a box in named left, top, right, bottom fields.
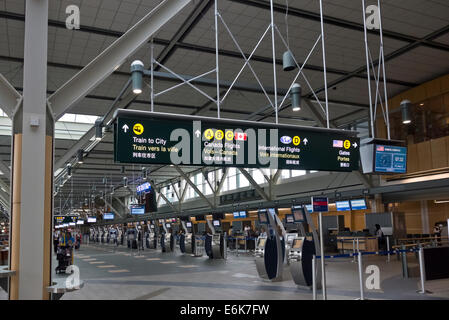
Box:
left=362, top=0, right=375, bottom=138
left=319, top=212, right=327, bottom=300
left=270, top=0, right=278, bottom=124
left=312, top=254, right=317, bottom=300
left=357, top=252, right=365, bottom=300
left=319, top=0, right=329, bottom=128
left=215, top=0, right=220, bottom=119
left=150, top=39, right=154, bottom=112
left=377, top=0, right=391, bottom=140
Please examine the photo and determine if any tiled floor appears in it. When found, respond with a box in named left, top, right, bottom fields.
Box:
left=2, top=243, right=449, bottom=300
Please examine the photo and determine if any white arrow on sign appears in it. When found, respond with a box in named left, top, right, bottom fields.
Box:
left=353, top=142, right=358, bottom=148
left=195, top=130, right=201, bottom=138
left=122, top=124, right=129, bottom=133
left=303, top=138, right=309, bottom=145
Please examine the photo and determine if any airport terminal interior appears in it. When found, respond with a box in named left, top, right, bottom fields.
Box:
left=0, top=0, right=449, bottom=302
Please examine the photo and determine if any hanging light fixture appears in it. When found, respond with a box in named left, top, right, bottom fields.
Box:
left=400, top=100, right=412, bottom=124
left=77, top=149, right=84, bottom=164
left=283, top=51, right=296, bottom=71
left=123, top=177, right=128, bottom=187
left=291, top=83, right=302, bottom=111
left=131, top=60, right=144, bottom=95
left=66, top=164, right=72, bottom=178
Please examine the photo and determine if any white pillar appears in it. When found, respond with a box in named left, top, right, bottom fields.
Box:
left=420, top=200, right=429, bottom=234
left=9, top=0, right=52, bottom=300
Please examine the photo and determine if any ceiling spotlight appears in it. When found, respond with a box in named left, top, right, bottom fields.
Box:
left=400, top=100, right=412, bottom=125
left=77, top=149, right=84, bottom=164
left=95, top=118, right=104, bottom=141
left=283, top=50, right=296, bottom=72
left=291, top=83, right=302, bottom=112
left=131, top=60, right=144, bottom=95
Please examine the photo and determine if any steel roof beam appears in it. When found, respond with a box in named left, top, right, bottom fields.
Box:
left=47, top=0, right=192, bottom=120
left=0, top=73, right=21, bottom=118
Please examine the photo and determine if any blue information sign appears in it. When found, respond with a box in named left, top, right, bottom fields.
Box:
left=136, top=182, right=152, bottom=194
left=374, top=145, right=407, bottom=173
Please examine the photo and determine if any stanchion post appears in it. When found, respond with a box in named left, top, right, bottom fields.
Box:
left=312, top=255, right=317, bottom=300
left=401, top=244, right=408, bottom=279
left=417, top=246, right=430, bottom=294
left=319, top=212, right=327, bottom=300
left=386, top=236, right=390, bottom=263
left=352, top=238, right=356, bottom=263
left=357, top=252, right=365, bottom=300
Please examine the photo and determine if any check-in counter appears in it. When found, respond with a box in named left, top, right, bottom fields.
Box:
left=337, top=236, right=378, bottom=252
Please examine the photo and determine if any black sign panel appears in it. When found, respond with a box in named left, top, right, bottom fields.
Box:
left=114, top=110, right=360, bottom=172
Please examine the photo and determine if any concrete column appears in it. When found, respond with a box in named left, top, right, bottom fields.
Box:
left=9, top=0, right=53, bottom=300
left=420, top=200, right=429, bottom=234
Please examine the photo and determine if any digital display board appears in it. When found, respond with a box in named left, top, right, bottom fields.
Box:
left=130, top=205, right=145, bottom=215
left=103, top=213, right=114, bottom=220
left=233, top=211, right=240, bottom=218
left=305, top=204, right=313, bottom=212
left=374, top=145, right=407, bottom=173
left=114, top=110, right=359, bottom=172
left=239, top=211, right=247, bottom=218
left=76, top=220, right=84, bottom=225
left=350, top=199, right=367, bottom=210
left=336, top=200, right=351, bottom=211
left=186, top=222, right=192, bottom=228
left=87, top=217, right=96, bottom=223
left=213, top=220, right=221, bottom=227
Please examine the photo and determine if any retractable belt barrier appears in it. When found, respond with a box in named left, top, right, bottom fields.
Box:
left=315, top=248, right=418, bottom=260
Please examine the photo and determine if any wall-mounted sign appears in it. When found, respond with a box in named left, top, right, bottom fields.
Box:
left=350, top=199, right=367, bottom=210
left=336, top=200, right=351, bottom=211
left=312, top=197, right=328, bottom=212
left=114, top=110, right=359, bottom=172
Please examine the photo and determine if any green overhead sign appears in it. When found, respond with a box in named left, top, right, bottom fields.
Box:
left=113, top=110, right=360, bottom=172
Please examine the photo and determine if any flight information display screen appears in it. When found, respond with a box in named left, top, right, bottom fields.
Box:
left=213, top=220, right=220, bottom=227
left=103, top=213, right=114, bottom=220
left=374, top=145, right=407, bottom=173
left=336, top=200, right=351, bottom=211
left=350, top=199, right=367, bottom=210
left=130, top=205, right=145, bottom=215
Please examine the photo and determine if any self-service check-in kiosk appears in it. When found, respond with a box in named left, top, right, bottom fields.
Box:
left=205, top=217, right=227, bottom=260
left=161, top=223, right=174, bottom=252
left=286, top=205, right=322, bottom=289
left=255, top=208, right=284, bottom=280
left=146, top=222, right=157, bottom=249
left=127, top=227, right=138, bottom=249
left=180, top=220, right=195, bottom=254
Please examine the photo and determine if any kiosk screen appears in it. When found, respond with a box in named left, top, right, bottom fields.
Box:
left=292, top=239, right=303, bottom=249
left=166, top=223, right=171, bottom=229
left=292, top=209, right=305, bottom=222
left=258, top=211, right=268, bottom=224
left=213, top=220, right=220, bottom=227
left=285, top=214, right=294, bottom=223
left=186, top=222, right=192, bottom=228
